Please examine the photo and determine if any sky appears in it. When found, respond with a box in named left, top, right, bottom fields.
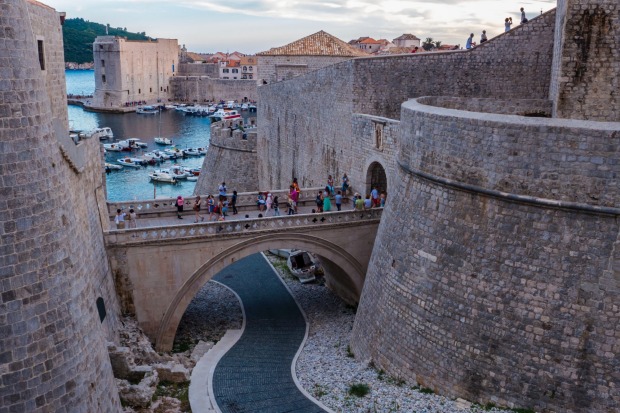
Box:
left=45, top=0, right=558, bottom=54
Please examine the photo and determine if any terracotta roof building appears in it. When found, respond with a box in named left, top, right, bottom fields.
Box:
left=392, top=33, right=421, bottom=48
left=257, top=30, right=367, bottom=84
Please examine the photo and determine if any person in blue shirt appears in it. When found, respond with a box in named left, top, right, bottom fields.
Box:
left=335, top=191, right=343, bottom=211
left=465, top=33, right=474, bottom=49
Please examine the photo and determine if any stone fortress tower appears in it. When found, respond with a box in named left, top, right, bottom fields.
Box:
left=91, top=36, right=179, bottom=109
left=258, top=0, right=619, bottom=411
left=0, top=1, right=122, bottom=411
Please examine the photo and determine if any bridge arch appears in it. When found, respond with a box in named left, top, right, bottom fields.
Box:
left=154, top=233, right=365, bottom=351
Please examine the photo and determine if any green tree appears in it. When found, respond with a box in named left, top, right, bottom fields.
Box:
left=62, top=18, right=151, bottom=64
left=422, top=37, right=434, bottom=51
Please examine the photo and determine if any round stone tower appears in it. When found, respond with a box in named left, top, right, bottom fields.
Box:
left=0, top=1, right=121, bottom=411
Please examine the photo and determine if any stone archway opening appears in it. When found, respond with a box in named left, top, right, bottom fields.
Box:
left=156, top=234, right=367, bottom=351
left=366, top=161, right=388, bottom=196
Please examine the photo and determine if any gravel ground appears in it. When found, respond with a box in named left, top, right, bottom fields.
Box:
left=174, top=280, right=243, bottom=351
left=171, top=253, right=509, bottom=413
left=264, top=253, right=508, bottom=413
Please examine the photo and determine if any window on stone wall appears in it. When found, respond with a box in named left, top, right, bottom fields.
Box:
left=138, top=89, right=141, bottom=94
left=101, top=59, right=105, bottom=67
left=37, top=40, right=45, bottom=70
left=232, top=69, right=238, bottom=73
left=374, top=121, right=385, bottom=150
left=102, top=75, right=106, bottom=83
left=150, top=88, right=152, bottom=93
left=96, top=297, right=106, bottom=323
left=249, top=75, right=253, bottom=79
left=243, top=66, right=247, bottom=72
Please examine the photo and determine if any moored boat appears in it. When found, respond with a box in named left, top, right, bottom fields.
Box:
left=104, top=162, right=123, bottom=170
left=154, top=137, right=173, bottom=145
left=117, top=157, right=144, bottom=168
left=209, top=109, right=241, bottom=121
left=148, top=171, right=178, bottom=183
left=136, top=105, right=159, bottom=115
left=91, top=127, right=114, bottom=140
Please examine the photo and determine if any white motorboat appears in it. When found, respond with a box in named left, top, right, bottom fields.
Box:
left=241, top=103, right=248, bottom=110
left=164, top=147, right=185, bottom=158
left=136, top=105, right=159, bottom=115
left=160, top=165, right=189, bottom=179
left=117, top=157, right=144, bottom=168
left=154, top=137, right=173, bottom=145
left=91, top=127, right=114, bottom=140
left=126, top=138, right=148, bottom=149
left=183, top=148, right=202, bottom=157
left=286, top=250, right=319, bottom=283
left=186, top=176, right=198, bottom=182
left=152, top=150, right=172, bottom=160
left=142, top=152, right=167, bottom=162
left=148, top=171, right=178, bottom=183
left=103, top=142, right=125, bottom=152
left=209, top=109, right=241, bottom=121
left=104, top=162, right=123, bottom=170
left=197, top=147, right=208, bottom=155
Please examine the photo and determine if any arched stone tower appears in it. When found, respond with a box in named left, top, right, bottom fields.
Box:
left=0, top=1, right=121, bottom=411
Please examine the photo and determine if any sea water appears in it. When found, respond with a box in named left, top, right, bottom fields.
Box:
left=65, top=70, right=250, bottom=202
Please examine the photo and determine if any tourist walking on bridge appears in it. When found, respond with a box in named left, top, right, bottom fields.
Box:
left=327, top=175, right=335, bottom=195
left=175, top=195, right=184, bottom=219
left=323, top=187, right=332, bottom=212
left=193, top=195, right=204, bottom=222
left=273, top=196, right=280, bottom=216
left=231, top=190, right=238, bottom=215
left=342, top=173, right=350, bottom=194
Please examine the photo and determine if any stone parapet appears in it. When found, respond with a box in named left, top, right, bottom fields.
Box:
left=400, top=97, right=620, bottom=207
left=170, top=76, right=258, bottom=103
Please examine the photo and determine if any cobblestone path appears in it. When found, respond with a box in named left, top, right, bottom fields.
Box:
left=212, top=253, right=325, bottom=413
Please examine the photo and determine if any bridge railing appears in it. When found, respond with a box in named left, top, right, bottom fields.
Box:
left=104, top=208, right=382, bottom=245
left=105, top=187, right=347, bottom=218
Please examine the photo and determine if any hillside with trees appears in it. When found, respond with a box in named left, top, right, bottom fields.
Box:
left=62, top=18, right=151, bottom=63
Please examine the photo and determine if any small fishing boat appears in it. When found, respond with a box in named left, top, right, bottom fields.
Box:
left=103, top=142, right=125, bottom=152
left=136, top=105, right=159, bottom=115
left=117, top=157, right=144, bottom=168
left=160, top=165, right=189, bottom=179
left=148, top=171, right=178, bottom=183
left=287, top=250, right=319, bottom=283
left=164, top=147, right=185, bottom=158
left=91, top=127, right=114, bottom=140
left=142, top=152, right=166, bottom=162
left=197, top=147, right=208, bottom=155
left=183, top=148, right=202, bottom=157
left=186, top=176, right=198, bottom=182
left=126, top=138, right=148, bottom=149
left=154, top=137, right=173, bottom=145
left=209, top=109, right=242, bottom=121
left=105, top=162, right=123, bottom=170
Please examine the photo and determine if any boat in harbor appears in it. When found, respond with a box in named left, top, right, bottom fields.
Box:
left=117, top=157, right=144, bottom=168
left=102, top=142, right=125, bottom=152
left=126, top=138, right=148, bottom=149
left=160, top=165, right=189, bottom=179
left=91, top=127, right=114, bottom=140
left=104, top=162, right=123, bottom=170
left=154, top=137, right=173, bottom=145
left=209, top=109, right=241, bottom=121
left=148, top=170, right=178, bottom=183
left=183, top=148, right=203, bottom=157
left=286, top=250, right=319, bottom=283
left=136, top=105, right=159, bottom=115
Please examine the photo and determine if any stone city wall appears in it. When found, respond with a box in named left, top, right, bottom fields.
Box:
left=551, top=0, right=620, bottom=121
left=352, top=9, right=557, bottom=119
left=170, top=76, right=258, bottom=103
left=92, top=37, right=178, bottom=109
left=178, top=62, right=219, bottom=77
left=1, top=1, right=122, bottom=411
left=257, top=9, right=556, bottom=193
left=350, top=98, right=620, bottom=412
left=257, top=55, right=358, bottom=84
left=194, top=122, right=258, bottom=195
left=417, top=96, right=552, bottom=116
left=401, top=97, right=619, bottom=206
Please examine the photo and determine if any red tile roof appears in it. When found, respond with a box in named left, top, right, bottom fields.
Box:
left=258, top=31, right=368, bottom=57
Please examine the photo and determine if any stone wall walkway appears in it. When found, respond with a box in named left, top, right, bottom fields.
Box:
left=211, top=254, right=326, bottom=413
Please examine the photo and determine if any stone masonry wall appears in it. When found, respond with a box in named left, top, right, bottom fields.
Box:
left=400, top=98, right=620, bottom=207
left=194, top=123, right=258, bottom=195
left=257, top=10, right=556, bottom=193
left=170, top=76, right=258, bottom=103
left=0, top=2, right=122, bottom=412
left=551, top=0, right=620, bottom=121
left=350, top=99, right=620, bottom=412
left=178, top=62, right=219, bottom=77
left=352, top=9, right=557, bottom=119
left=257, top=55, right=357, bottom=85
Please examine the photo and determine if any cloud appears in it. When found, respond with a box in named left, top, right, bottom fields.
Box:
left=46, top=0, right=558, bottom=52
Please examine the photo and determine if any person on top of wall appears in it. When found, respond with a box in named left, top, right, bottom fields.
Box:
left=520, top=7, right=529, bottom=24
left=480, top=30, right=488, bottom=43
left=465, top=33, right=474, bottom=49
left=505, top=17, right=513, bottom=32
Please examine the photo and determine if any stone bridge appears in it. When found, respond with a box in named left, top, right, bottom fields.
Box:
left=104, top=207, right=383, bottom=351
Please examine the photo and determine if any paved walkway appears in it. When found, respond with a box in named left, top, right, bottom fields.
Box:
left=211, top=254, right=326, bottom=413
